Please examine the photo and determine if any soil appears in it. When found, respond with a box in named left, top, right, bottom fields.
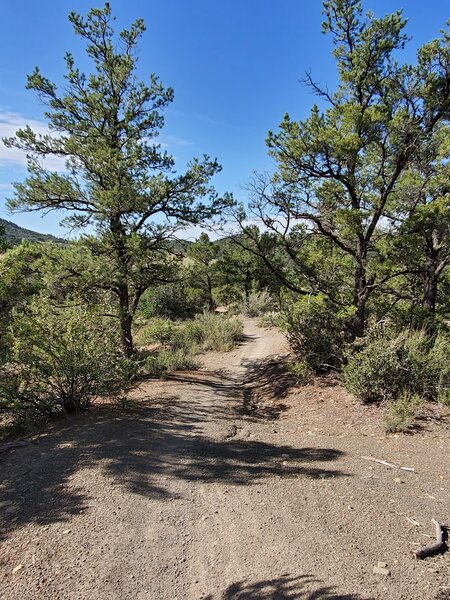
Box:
left=0, top=318, right=449, bottom=600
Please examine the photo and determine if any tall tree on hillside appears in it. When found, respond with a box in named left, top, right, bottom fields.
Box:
left=238, top=0, right=450, bottom=336
left=3, top=4, right=231, bottom=356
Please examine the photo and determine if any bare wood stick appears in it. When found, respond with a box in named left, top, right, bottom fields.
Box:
left=361, top=455, right=415, bottom=472
left=415, top=519, right=448, bottom=559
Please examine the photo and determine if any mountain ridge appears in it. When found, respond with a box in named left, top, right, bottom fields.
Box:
left=0, top=218, right=67, bottom=246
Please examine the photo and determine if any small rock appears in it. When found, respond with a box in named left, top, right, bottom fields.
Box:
left=12, top=564, right=23, bottom=574
left=62, top=529, right=71, bottom=534
left=373, top=563, right=390, bottom=576
left=393, top=477, right=403, bottom=484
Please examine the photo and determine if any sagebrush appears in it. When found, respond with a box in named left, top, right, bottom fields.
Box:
left=0, top=301, right=130, bottom=418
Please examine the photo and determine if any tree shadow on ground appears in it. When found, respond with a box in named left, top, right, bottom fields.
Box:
left=172, top=354, right=296, bottom=422
left=204, top=574, right=374, bottom=599
left=0, top=394, right=349, bottom=539
left=239, top=356, right=296, bottom=420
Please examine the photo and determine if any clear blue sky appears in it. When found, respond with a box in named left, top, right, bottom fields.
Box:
left=0, top=0, right=448, bottom=237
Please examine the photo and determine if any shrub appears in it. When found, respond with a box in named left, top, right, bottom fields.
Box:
left=428, top=332, right=450, bottom=405
left=239, top=289, right=273, bottom=317
left=140, top=313, right=243, bottom=376
left=135, top=317, right=178, bottom=346
left=0, top=301, right=128, bottom=418
left=146, top=347, right=200, bottom=375
left=286, top=359, right=313, bottom=385
left=343, top=327, right=447, bottom=404
left=184, top=312, right=244, bottom=352
left=258, top=311, right=282, bottom=329
left=139, top=284, right=201, bottom=320
left=284, top=294, right=353, bottom=372
left=384, top=392, right=424, bottom=433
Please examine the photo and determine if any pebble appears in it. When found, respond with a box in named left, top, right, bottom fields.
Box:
left=12, top=565, right=23, bottom=574
left=373, top=562, right=390, bottom=576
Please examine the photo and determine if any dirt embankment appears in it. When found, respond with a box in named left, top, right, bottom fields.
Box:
left=1, top=319, right=449, bottom=600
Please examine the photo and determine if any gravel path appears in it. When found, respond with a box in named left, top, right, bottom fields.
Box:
left=1, top=319, right=449, bottom=599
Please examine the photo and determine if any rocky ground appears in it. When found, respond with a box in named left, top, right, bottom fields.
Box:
left=1, top=319, right=449, bottom=599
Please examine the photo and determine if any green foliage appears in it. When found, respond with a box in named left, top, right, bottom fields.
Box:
left=0, top=242, right=46, bottom=362
left=137, top=313, right=243, bottom=376
left=0, top=218, right=65, bottom=246
left=238, top=289, right=273, bottom=317
left=284, top=294, right=353, bottom=372
left=258, top=311, right=283, bottom=329
left=3, top=3, right=232, bottom=356
left=237, top=1, right=450, bottom=338
left=214, top=237, right=278, bottom=305
left=139, top=284, right=200, bottom=320
left=183, top=313, right=244, bottom=352
left=384, top=392, right=424, bottom=433
left=0, top=301, right=129, bottom=418
left=286, top=359, right=313, bottom=385
left=135, top=317, right=178, bottom=346
left=186, top=233, right=219, bottom=310
left=428, top=332, right=450, bottom=405
left=343, top=327, right=449, bottom=404
left=0, top=222, right=7, bottom=251
left=146, top=348, right=200, bottom=376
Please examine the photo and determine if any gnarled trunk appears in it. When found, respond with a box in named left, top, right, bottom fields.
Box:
left=352, top=260, right=368, bottom=339
left=118, top=283, right=134, bottom=357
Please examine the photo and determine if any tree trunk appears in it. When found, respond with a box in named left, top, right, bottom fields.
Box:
left=422, top=240, right=439, bottom=319
left=353, top=296, right=367, bottom=338
left=207, top=275, right=215, bottom=311
left=244, top=271, right=252, bottom=300
left=422, top=268, right=438, bottom=318
left=352, top=262, right=368, bottom=338
left=118, top=284, right=134, bottom=357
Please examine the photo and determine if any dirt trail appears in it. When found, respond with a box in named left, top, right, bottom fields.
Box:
left=1, top=319, right=449, bottom=600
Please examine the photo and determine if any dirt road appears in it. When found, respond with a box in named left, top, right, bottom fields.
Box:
left=1, top=319, right=449, bottom=599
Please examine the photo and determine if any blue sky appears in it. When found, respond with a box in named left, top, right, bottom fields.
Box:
left=0, top=0, right=448, bottom=237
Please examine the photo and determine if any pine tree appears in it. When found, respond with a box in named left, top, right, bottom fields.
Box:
left=4, top=4, right=232, bottom=355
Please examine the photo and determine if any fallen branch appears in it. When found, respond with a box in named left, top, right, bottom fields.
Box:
left=361, top=455, right=415, bottom=472
left=415, top=519, right=449, bottom=559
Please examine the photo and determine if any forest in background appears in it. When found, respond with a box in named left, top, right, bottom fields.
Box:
left=0, top=0, right=449, bottom=435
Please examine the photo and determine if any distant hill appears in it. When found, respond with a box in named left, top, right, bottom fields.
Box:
left=0, top=218, right=67, bottom=246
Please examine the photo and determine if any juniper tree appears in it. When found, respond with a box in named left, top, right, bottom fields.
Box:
left=4, top=4, right=231, bottom=355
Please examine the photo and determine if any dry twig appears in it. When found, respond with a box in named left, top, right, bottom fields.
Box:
left=361, top=455, right=415, bottom=472
left=415, top=519, right=449, bottom=559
